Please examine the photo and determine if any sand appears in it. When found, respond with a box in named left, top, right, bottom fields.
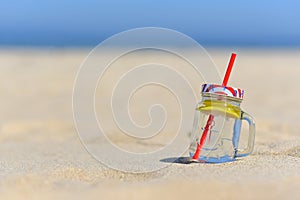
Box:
left=0, top=47, right=300, bottom=199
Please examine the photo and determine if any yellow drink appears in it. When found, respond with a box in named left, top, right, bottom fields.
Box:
left=196, top=100, right=241, bottom=119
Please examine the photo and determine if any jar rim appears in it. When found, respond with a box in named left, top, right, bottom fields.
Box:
left=201, top=92, right=243, bottom=102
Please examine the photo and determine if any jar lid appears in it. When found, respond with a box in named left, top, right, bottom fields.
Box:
left=201, top=83, right=244, bottom=99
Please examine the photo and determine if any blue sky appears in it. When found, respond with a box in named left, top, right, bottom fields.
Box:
left=0, top=0, right=299, bottom=46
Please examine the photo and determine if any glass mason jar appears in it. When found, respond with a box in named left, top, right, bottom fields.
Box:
left=189, top=84, right=255, bottom=163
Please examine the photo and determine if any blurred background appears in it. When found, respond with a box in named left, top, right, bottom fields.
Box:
left=1, top=0, right=300, bottom=47
left=1, top=1, right=300, bottom=199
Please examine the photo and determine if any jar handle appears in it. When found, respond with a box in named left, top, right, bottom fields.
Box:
left=236, top=111, right=256, bottom=157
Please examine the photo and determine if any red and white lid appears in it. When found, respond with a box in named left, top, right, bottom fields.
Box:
left=201, top=84, right=244, bottom=99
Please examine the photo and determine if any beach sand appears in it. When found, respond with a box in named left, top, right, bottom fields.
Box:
left=0, top=48, right=300, bottom=199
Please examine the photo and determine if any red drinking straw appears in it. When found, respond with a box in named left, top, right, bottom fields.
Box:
left=222, top=53, right=236, bottom=86
left=192, top=114, right=214, bottom=160
left=192, top=53, right=237, bottom=161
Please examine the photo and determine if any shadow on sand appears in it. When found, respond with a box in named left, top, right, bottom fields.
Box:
left=160, top=157, right=193, bottom=164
